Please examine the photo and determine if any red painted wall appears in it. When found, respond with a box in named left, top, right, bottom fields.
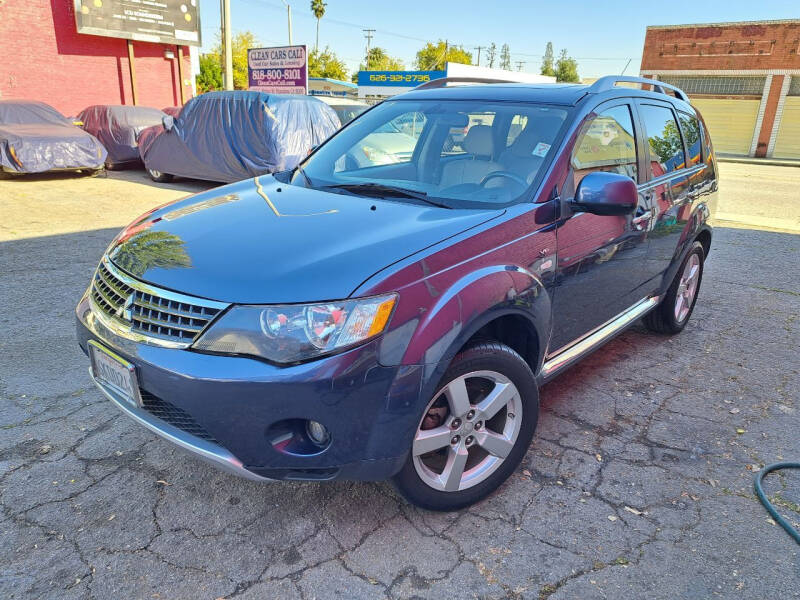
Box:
left=641, top=20, right=800, bottom=72
left=0, top=0, right=193, bottom=116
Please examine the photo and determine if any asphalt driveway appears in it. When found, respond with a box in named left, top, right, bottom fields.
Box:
left=1, top=164, right=798, bottom=599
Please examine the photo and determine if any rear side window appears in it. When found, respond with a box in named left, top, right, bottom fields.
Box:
left=678, top=111, right=701, bottom=167
left=639, top=104, right=686, bottom=177
left=571, top=104, right=638, bottom=182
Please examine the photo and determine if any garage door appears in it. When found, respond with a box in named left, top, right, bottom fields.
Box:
left=691, top=98, right=760, bottom=156
left=772, top=94, right=800, bottom=160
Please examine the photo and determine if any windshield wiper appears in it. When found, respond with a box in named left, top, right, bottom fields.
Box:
left=323, top=183, right=451, bottom=208
left=294, top=164, right=313, bottom=187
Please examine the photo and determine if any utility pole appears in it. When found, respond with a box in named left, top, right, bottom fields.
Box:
left=474, top=46, right=484, bottom=67
left=363, top=29, right=375, bottom=69
left=281, top=0, right=293, bottom=45
left=515, top=60, right=526, bottom=72
left=221, top=0, right=233, bottom=90
left=442, top=39, right=448, bottom=70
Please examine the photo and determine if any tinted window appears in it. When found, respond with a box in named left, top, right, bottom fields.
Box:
left=639, top=104, right=686, bottom=176
left=571, top=104, right=638, bottom=182
left=698, top=117, right=714, bottom=164
left=678, top=111, right=701, bottom=166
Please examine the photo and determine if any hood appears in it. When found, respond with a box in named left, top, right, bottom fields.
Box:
left=107, top=177, right=503, bottom=303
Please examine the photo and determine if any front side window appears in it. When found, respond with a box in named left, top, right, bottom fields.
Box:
left=571, top=104, right=638, bottom=183
left=295, top=100, right=569, bottom=208
left=639, top=104, right=686, bottom=177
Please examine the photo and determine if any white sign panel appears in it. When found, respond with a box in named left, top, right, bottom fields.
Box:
left=247, top=45, right=308, bottom=95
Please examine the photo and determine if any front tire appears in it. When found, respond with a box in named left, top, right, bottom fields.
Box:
left=644, top=241, right=705, bottom=334
left=392, top=342, right=539, bottom=511
left=148, top=168, right=173, bottom=183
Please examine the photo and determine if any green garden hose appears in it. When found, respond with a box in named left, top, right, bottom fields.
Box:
left=754, top=462, right=800, bottom=545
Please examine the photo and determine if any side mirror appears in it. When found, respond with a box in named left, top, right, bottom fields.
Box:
left=571, top=171, right=637, bottom=216
left=162, top=115, right=175, bottom=131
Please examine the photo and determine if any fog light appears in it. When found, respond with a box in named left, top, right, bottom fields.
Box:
left=306, top=420, right=330, bottom=446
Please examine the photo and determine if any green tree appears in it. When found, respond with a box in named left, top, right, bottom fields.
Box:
left=197, top=31, right=259, bottom=91
left=308, top=46, right=348, bottom=80
left=415, top=40, right=472, bottom=70
left=486, top=42, right=497, bottom=68
left=555, top=48, right=579, bottom=83
left=361, top=47, right=404, bottom=71
left=540, top=42, right=555, bottom=77
left=197, top=53, right=222, bottom=93
left=499, top=44, right=511, bottom=71
left=311, top=0, right=326, bottom=52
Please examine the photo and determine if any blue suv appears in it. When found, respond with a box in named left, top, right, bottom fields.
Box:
left=76, top=76, right=717, bottom=510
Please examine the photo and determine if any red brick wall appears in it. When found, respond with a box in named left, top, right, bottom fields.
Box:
left=0, top=0, right=193, bottom=116
left=641, top=21, right=800, bottom=72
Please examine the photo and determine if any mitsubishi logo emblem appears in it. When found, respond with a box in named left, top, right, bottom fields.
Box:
left=115, top=293, right=135, bottom=322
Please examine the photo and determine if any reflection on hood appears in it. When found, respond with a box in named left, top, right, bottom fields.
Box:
left=110, top=230, right=191, bottom=277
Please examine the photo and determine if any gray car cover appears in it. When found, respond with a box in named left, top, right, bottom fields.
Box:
left=78, top=105, right=166, bottom=168
left=0, top=100, right=106, bottom=174
left=138, top=91, right=341, bottom=183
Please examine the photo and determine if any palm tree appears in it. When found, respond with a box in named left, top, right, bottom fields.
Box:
left=311, top=0, right=326, bottom=52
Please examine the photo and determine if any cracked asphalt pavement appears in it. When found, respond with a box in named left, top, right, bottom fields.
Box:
left=1, top=164, right=798, bottom=599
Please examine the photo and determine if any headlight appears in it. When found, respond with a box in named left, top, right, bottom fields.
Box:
left=192, top=294, right=397, bottom=364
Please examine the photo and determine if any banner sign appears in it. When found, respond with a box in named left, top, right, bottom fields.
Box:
left=248, top=45, right=308, bottom=95
left=74, top=0, right=201, bottom=46
left=357, top=71, right=446, bottom=87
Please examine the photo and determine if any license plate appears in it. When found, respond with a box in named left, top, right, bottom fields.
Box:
left=88, top=340, right=141, bottom=408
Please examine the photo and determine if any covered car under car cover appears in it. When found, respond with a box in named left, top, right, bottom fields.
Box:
left=138, top=91, right=341, bottom=183
left=0, top=100, right=106, bottom=174
left=77, top=105, right=165, bottom=167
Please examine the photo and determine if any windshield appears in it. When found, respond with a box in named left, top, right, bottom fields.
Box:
left=292, top=99, right=569, bottom=208
left=333, top=105, right=369, bottom=125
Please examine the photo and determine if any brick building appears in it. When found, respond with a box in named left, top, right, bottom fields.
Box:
left=0, top=0, right=194, bottom=117
left=641, top=19, right=800, bottom=159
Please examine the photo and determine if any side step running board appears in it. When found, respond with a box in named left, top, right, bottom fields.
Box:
left=540, top=296, right=659, bottom=382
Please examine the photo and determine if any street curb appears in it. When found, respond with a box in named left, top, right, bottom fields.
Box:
left=718, top=156, right=800, bottom=168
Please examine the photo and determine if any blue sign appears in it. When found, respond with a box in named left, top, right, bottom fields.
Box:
left=357, top=71, right=446, bottom=87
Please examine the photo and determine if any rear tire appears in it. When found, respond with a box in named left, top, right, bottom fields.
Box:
left=644, top=241, right=705, bottom=334
left=148, top=168, right=173, bottom=183
left=392, top=342, right=539, bottom=511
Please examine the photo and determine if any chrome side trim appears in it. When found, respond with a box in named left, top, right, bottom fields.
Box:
left=540, top=296, right=659, bottom=381
left=89, top=368, right=272, bottom=482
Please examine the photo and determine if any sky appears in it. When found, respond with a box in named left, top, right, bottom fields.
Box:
left=199, top=0, right=800, bottom=79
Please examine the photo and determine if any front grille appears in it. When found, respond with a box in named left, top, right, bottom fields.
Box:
left=139, top=389, right=219, bottom=443
left=90, top=260, right=225, bottom=346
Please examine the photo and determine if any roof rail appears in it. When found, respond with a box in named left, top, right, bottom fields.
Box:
left=588, top=76, right=689, bottom=102
left=413, top=76, right=525, bottom=91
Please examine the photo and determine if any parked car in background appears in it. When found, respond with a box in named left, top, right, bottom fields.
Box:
left=315, top=96, right=369, bottom=125
left=138, top=91, right=340, bottom=183
left=77, top=76, right=717, bottom=510
left=78, top=105, right=166, bottom=169
left=0, top=100, right=106, bottom=176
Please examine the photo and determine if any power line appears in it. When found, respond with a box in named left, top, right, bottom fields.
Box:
left=515, top=60, right=526, bottom=71
left=228, top=0, right=642, bottom=66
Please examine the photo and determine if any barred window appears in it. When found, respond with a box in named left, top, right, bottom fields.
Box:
left=656, top=76, right=766, bottom=96
left=789, top=76, right=800, bottom=97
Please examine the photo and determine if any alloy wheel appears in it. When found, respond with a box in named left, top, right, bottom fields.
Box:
left=412, top=370, right=522, bottom=492
left=674, top=253, right=701, bottom=323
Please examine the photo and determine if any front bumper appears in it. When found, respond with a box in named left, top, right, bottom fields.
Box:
left=76, top=291, right=423, bottom=481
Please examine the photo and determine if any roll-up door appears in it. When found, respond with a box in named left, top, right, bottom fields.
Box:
left=691, top=98, right=760, bottom=156
left=772, top=78, right=800, bottom=159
